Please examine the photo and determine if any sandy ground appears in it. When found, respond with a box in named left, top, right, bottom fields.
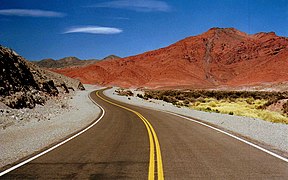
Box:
left=0, top=85, right=101, bottom=169
left=104, top=87, right=288, bottom=156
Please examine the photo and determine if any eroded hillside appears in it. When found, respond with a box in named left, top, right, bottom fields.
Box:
left=53, top=28, right=288, bottom=90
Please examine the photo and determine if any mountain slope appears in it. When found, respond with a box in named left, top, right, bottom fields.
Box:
left=34, top=55, right=120, bottom=69
left=0, top=46, right=84, bottom=109
left=52, top=28, right=288, bottom=89
left=34, top=57, right=98, bottom=69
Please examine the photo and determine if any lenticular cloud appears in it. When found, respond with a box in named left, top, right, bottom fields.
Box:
left=0, top=9, right=65, bottom=17
left=64, top=26, right=123, bottom=34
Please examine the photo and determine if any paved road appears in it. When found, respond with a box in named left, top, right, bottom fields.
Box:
left=1, top=89, right=288, bottom=179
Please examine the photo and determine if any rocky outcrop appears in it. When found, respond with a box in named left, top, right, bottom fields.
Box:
left=52, top=28, right=288, bottom=90
left=0, top=45, right=84, bottom=109
left=78, top=82, right=85, bottom=90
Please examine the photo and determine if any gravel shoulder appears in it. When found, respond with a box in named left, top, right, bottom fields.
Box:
left=0, top=85, right=100, bottom=169
left=104, top=87, right=288, bottom=156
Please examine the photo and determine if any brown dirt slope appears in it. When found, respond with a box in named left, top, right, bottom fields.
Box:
left=53, top=28, right=288, bottom=89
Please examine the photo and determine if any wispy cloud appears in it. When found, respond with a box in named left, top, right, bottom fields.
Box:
left=110, top=17, right=130, bottom=20
left=89, top=0, right=171, bottom=12
left=64, top=26, right=123, bottom=34
left=0, top=9, right=65, bottom=17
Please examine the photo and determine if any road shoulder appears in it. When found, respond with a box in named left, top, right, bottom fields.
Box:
left=0, top=85, right=101, bottom=169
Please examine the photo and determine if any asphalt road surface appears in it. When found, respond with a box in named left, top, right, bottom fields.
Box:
left=1, top=89, right=288, bottom=179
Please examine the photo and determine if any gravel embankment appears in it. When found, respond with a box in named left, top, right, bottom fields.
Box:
left=104, top=87, right=288, bottom=155
left=0, top=85, right=101, bottom=169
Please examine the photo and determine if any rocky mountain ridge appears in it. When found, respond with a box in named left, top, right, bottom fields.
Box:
left=34, top=55, right=120, bottom=69
left=53, top=28, right=288, bottom=90
left=0, top=45, right=84, bottom=109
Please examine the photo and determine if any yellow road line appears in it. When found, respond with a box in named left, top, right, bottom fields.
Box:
left=96, top=91, right=164, bottom=180
left=138, top=113, right=164, bottom=180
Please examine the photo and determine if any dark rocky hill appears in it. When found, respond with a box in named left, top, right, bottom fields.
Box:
left=0, top=45, right=84, bottom=109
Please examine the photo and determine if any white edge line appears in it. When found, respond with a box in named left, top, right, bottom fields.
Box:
left=163, top=111, right=288, bottom=163
left=0, top=91, right=105, bottom=176
left=104, top=90, right=288, bottom=163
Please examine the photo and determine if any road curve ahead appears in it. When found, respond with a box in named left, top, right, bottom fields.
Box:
left=1, top=89, right=288, bottom=179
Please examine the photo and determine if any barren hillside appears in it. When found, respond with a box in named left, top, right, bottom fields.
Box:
left=53, top=28, right=288, bottom=89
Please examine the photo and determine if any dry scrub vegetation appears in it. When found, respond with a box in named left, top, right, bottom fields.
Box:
left=136, top=90, right=288, bottom=124
left=115, top=88, right=134, bottom=97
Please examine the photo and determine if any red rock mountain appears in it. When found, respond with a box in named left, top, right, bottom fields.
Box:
left=53, top=28, right=288, bottom=89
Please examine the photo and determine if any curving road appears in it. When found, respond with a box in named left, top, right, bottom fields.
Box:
left=1, top=89, right=288, bottom=179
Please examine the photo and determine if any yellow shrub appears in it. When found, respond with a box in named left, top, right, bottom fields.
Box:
left=190, top=98, right=288, bottom=124
left=208, top=101, right=217, bottom=107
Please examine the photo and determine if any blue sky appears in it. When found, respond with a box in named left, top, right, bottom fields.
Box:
left=0, top=0, right=287, bottom=60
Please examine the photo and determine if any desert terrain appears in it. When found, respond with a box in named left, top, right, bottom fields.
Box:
left=52, top=28, right=288, bottom=90
left=1, top=28, right=287, bottom=178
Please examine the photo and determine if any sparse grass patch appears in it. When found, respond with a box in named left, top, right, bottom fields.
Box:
left=191, top=98, right=288, bottom=123
left=138, top=89, right=288, bottom=124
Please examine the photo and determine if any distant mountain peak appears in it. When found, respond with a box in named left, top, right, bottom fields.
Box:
left=34, top=54, right=121, bottom=69
left=34, top=57, right=96, bottom=69
left=206, top=27, right=240, bottom=33
left=59, top=56, right=80, bottom=61
left=202, top=27, right=248, bottom=39
left=253, top=31, right=277, bottom=38
left=102, top=55, right=121, bottom=60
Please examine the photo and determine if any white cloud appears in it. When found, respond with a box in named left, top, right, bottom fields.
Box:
left=64, top=26, right=123, bottom=34
left=90, top=0, right=171, bottom=12
left=0, top=9, right=65, bottom=17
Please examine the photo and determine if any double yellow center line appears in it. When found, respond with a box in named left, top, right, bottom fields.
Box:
left=96, top=91, right=164, bottom=180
